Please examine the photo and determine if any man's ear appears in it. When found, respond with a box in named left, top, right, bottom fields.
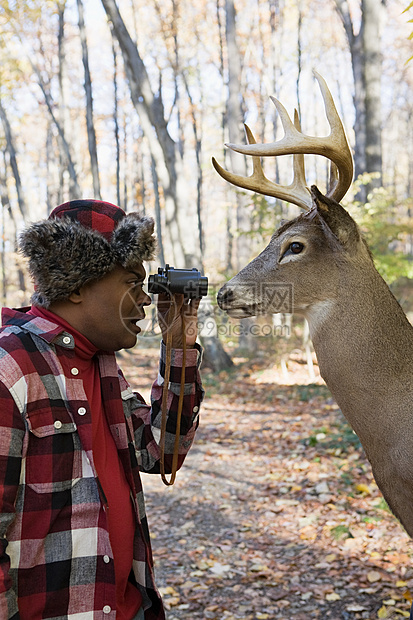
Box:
left=68, top=288, right=83, bottom=304
left=311, top=185, right=360, bottom=248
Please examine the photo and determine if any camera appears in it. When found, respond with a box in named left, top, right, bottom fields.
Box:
left=148, top=264, right=208, bottom=298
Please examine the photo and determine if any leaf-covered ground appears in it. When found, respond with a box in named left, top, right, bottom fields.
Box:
left=120, top=345, right=413, bottom=620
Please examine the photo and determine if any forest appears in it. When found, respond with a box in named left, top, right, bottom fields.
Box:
left=1, top=2, right=413, bottom=619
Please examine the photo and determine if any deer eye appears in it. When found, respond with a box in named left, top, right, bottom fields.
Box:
left=290, top=242, right=304, bottom=254
left=280, top=241, right=305, bottom=261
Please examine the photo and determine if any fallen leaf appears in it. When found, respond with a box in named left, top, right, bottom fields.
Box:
left=209, top=563, right=231, bottom=576
left=356, top=483, right=372, bottom=494
left=159, top=586, right=179, bottom=596
left=163, top=596, right=180, bottom=609
left=403, top=590, right=413, bottom=603
left=325, top=592, right=341, bottom=601
left=250, top=563, right=269, bottom=572
left=347, top=604, right=369, bottom=612
left=368, top=570, right=382, bottom=583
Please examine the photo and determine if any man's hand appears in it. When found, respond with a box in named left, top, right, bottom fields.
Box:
left=157, top=294, right=200, bottom=348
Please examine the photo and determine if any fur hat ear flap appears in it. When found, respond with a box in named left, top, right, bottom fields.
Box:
left=111, top=214, right=156, bottom=269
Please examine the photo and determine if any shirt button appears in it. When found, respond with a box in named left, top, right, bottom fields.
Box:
left=71, top=367, right=79, bottom=376
left=54, top=420, right=62, bottom=429
left=62, top=336, right=71, bottom=345
left=103, top=555, right=110, bottom=563
left=77, top=407, right=87, bottom=416
left=103, top=605, right=111, bottom=614
left=193, top=406, right=199, bottom=413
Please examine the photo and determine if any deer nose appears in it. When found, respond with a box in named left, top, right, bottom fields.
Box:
left=217, top=285, right=234, bottom=308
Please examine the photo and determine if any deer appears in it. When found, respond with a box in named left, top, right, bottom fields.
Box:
left=213, top=71, right=413, bottom=538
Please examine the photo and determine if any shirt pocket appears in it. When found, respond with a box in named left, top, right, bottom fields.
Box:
left=25, top=407, right=82, bottom=493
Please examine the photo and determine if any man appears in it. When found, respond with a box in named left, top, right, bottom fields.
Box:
left=0, top=200, right=204, bottom=620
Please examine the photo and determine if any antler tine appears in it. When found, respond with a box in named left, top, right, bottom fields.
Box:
left=212, top=122, right=312, bottom=210
left=222, top=72, right=354, bottom=204
left=312, top=71, right=353, bottom=201
left=328, top=161, right=339, bottom=196
left=292, top=109, right=308, bottom=192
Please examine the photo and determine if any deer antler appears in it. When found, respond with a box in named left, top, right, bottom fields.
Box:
left=212, top=111, right=312, bottom=210
left=212, top=71, right=353, bottom=210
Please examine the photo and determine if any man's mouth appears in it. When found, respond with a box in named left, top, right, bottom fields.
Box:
left=128, top=314, right=145, bottom=331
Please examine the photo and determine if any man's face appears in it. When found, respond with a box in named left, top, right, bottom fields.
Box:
left=77, top=263, right=151, bottom=351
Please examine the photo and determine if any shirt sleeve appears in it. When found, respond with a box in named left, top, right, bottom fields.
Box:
left=0, top=380, right=24, bottom=619
left=129, top=342, right=204, bottom=474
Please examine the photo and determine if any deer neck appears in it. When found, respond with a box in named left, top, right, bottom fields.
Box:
left=305, top=259, right=413, bottom=445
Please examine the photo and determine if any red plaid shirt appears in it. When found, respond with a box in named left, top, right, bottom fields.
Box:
left=0, top=308, right=203, bottom=620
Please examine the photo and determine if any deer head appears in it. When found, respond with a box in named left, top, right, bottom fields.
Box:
left=214, top=72, right=364, bottom=320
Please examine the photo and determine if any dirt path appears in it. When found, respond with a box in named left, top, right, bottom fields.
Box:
left=121, top=347, right=413, bottom=620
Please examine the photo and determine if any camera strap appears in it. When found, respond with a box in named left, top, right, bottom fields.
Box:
left=159, top=310, right=187, bottom=486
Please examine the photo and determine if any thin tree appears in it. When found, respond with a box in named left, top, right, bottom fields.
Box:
left=224, top=0, right=257, bottom=352
left=334, top=0, right=384, bottom=197
left=111, top=34, right=121, bottom=207
left=224, top=0, right=251, bottom=271
left=77, top=0, right=101, bottom=199
left=0, top=96, right=27, bottom=221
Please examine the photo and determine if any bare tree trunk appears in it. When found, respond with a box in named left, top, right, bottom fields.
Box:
left=0, top=152, right=10, bottom=304
left=171, top=0, right=184, bottom=158
left=363, top=0, right=383, bottom=182
left=0, top=150, right=26, bottom=299
left=45, top=121, right=54, bottom=213
left=183, top=74, right=204, bottom=264
left=224, top=0, right=251, bottom=270
left=151, top=155, right=165, bottom=267
left=216, top=0, right=234, bottom=272
left=122, top=112, right=128, bottom=211
left=0, top=97, right=27, bottom=220
left=111, top=36, right=121, bottom=207
left=224, top=0, right=256, bottom=353
left=334, top=0, right=383, bottom=198
left=296, top=1, right=303, bottom=121
left=57, top=1, right=67, bottom=203
left=269, top=0, right=282, bottom=207
left=77, top=0, right=101, bottom=199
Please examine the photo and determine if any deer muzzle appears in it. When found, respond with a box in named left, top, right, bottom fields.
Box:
left=217, top=283, right=260, bottom=318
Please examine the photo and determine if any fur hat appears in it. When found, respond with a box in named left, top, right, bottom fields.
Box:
left=20, top=199, right=156, bottom=308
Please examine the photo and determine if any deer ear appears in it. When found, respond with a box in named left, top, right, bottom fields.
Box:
left=311, top=185, right=359, bottom=248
